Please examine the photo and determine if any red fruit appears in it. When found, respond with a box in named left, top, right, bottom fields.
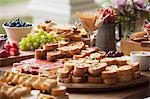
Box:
left=11, top=43, right=18, bottom=49
left=4, top=44, right=12, bottom=51
left=9, top=48, right=19, bottom=56
left=30, top=69, right=39, bottom=75
left=0, top=49, right=9, bottom=58
left=5, top=40, right=10, bottom=44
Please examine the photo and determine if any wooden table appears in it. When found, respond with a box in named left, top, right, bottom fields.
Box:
left=0, top=66, right=150, bottom=99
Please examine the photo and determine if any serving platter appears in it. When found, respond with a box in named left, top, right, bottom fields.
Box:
left=59, top=76, right=149, bottom=92
left=0, top=51, right=34, bottom=66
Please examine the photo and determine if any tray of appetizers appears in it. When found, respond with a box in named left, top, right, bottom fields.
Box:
left=0, top=70, right=69, bottom=99
left=57, top=57, right=149, bottom=92
left=12, top=41, right=107, bottom=78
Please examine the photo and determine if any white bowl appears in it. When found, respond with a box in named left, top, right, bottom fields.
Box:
left=2, top=24, right=33, bottom=45
left=130, top=51, right=150, bottom=71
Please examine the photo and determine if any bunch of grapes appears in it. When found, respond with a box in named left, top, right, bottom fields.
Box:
left=19, top=29, right=62, bottom=51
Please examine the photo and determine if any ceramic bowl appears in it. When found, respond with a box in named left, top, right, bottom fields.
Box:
left=2, top=24, right=33, bottom=45
left=130, top=51, right=150, bottom=71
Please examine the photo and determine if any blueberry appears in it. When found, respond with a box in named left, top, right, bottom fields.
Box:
left=45, top=19, right=51, bottom=23
left=9, top=24, right=15, bottom=27
left=16, top=24, right=21, bottom=27
left=15, top=18, right=20, bottom=22
left=4, top=35, right=7, bottom=38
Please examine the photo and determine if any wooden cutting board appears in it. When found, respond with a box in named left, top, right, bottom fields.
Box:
left=59, top=76, right=149, bottom=92
left=0, top=51, right=34, bottom=66
left=120, top=39, right=150, bottom=55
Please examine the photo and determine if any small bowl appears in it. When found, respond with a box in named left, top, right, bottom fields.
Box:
left=2, top=24, right=33, bottom=45
left=0, top=34, right=7, bottom=49
left=130, top=51, right=150, bottom=71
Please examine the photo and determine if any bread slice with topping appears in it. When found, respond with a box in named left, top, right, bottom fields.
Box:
left=88, top=75, right=102, bottom=83
left=105, top=65, right=118, bottom=71
left=128, top=62, right=139, bottom=72
left=51, top=86, right=66, bottom=96
left=57, top=68, right=69, bottom=78
left=115, top=58, right=127, bottom=66
left=88, top=63, right=107, bottom=74
left=47, top=51, right=63, bottom=62
left=35, top=49, right=47, bottom=60
left=100, top=58, right=115, bottom=66
left=43, top=43, right=58, bottom=51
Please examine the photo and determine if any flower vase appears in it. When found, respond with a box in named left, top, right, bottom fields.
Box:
left=96, top=23, right=116, bottom=52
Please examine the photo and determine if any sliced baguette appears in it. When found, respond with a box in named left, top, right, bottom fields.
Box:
left=51, top=86, right=66, bottom=96
left=100, top=58, right=115, bottom=66
left=88, top=75, right=102, bottom=83
left=133, top=71, right=140, bottom=79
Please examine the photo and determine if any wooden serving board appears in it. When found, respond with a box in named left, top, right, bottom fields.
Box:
left=59, top=76, right=149, bottom=92
left=120, top=39, right=150, bottom=55
left=0, top=51, right=34, bottom=66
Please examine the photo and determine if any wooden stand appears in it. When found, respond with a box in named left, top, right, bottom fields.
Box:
left=120, top=39, right=150, bottom=55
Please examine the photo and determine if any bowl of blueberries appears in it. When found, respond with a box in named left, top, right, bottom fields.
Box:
left=2, top=19, right=33, bottom=45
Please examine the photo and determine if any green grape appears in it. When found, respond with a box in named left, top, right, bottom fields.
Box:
left=33, top=42, right=39, bottom=49
left=53, top=38, right=57, bottom=43
left=21, top=37, right=26, bottom=41
left=53, top=32, right=58, bottom=37
left=26, top=42, right=32, bottom=49
left=40, top=43, right=45, bottom=48
left=47, top=33, right=53, bottom=39
left=20, top=45, right=27, bottom=51
left=36, top=38, right=40, bottom=43
left=27, top=33, right=32, bottom=39
left=47, top=39, right=52, bottom=43
left=42, top=39, right=48, bottom=44
left=26, top=37, right=31, bottom=42
left=41, top=35, right=46, bottom=39
left=38, top=29, right=44, bottom=35
left=19, top=40, right=26, bottom=46
left=56, top=36, right=62, bottom=41
left=32, top=36, right=37, bottom=42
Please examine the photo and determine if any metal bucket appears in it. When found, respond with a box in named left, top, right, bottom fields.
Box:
left=96, top=23, right=116, bottom=52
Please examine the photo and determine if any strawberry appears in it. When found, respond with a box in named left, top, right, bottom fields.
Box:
left=9, top=48, right=19, bottom=56
left=0, top=49, right=9, bottom=58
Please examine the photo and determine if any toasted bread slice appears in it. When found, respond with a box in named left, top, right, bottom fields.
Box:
left=101, top=70, right=117, bottom=79
left=117, top=75, right=133, bottom=82
left=43, top=43, right=58, bottom=51
left=47, top=51, right=63, bottom=62
left=52, top=25, right=72, bottom=33
left=84, top=59, right=99, bottom=64
left=69, top=34, right=82, bottom=41
left=64, top=61, right=74, bottom=72
left=88, top=75, right=102, bottom=83
left=74, top=63, right=90, bottom=74
left=128, top=62, right=139, bottom=72
left=58, top=40, right=69, bottom=47
left=89, top=52, right=106, bottom=60
left=35, top=49, right=47, bottom=60
left=59, top=76, right=71, bottom=83
left=115, top=58, right=127, bottom=66
left=71, top=76, right=83, bottom=83
left=117, top=65, right=133, bottom=75
left=100, top=58, right=115, bottom=66
left=103, top=78, right=117, bottom=85
left=51, top=86, right=66, bottom=96
left=88, top=63, right=107, bottom=74
left=42, top=79, right=57, bottom=91
left=133, top=71, right=140, bottom=79
left=105, top=65, right=118, bottom=71
left=57, top=68, right=69, bottom=78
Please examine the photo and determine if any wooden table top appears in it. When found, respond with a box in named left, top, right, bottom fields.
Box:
left=0, top=66, right=150, bottom=99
